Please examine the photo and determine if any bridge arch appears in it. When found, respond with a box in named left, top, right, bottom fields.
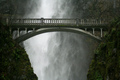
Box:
left=15, top=27, right=101, bottom=43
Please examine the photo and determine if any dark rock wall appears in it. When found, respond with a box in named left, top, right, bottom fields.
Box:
left=87, top=17, right=120, bottom=80
left=0, top=18, right=37, bottom=80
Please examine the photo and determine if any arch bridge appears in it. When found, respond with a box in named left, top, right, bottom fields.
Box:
left=6, top=18, right=109, bottom=43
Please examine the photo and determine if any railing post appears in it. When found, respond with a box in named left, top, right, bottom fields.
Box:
left=76, top=19, right=78, bottom=26
left=92, top=28, right=95, bottom=35
left=55, top=19, right=56, bottom=25
left=100, top=19, right=102, bottom=24
left=25, top=28, right=27, bottom=34
left=41, top=18, right=44, bottom=25
left=17, top=28, right=20, bottom=37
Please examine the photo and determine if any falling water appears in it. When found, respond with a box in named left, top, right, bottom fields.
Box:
left=23, top=0, right=96, bottom=80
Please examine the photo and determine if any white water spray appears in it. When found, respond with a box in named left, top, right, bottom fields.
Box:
left=23, top=0, right=95, bottom=80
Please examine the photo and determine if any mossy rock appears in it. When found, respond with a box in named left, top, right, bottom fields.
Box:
left=87, top=17, right=120, bottom=80
left=0, top=19, right=37, bottom=80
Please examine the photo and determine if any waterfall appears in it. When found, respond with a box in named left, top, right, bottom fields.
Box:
left=23, top=0, right=96, bottom=80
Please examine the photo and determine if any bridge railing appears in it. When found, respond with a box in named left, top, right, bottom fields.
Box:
left=9, top=18, right=108, bottom=26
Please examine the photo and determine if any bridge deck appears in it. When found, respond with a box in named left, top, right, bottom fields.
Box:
left=9, top=18, right=108, bottom=30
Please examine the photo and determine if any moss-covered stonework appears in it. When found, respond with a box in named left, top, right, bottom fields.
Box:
left=87, top=17, right=120, bottom=80
left=0, top=19, right=37, bottom=80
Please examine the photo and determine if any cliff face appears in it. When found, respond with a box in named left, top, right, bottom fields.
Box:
left=87, top=17, right=120, bottom=80
left=0, top=19, right=37, bottom=80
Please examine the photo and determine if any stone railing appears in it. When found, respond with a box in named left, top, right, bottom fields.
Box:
left=7, top=18, right=109, bottom=26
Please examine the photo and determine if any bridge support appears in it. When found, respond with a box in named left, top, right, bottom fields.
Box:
left=85, top=28, right=87, bottom=31
left=25, top=28, right=27, bottom=34
left=17, top=28, right=20, bottom=37
left=92, top=28, right=95, bottom=35
left=33, top=28, right=35, bottom=32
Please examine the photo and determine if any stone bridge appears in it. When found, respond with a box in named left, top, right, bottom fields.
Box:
left=6, top=18, right=109, bottom=43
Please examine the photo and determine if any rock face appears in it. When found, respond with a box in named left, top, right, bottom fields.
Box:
left=87, top=17, right=120, bottom=80
left=0, top=18, right=37, bottom=80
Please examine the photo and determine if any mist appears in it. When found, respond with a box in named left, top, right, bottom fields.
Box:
left=23, top=0, right=97, bottom=80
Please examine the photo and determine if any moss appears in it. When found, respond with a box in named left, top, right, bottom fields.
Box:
left=87, top=17, right=120, bottom=80
left=0, top=18, right=37, bottom=80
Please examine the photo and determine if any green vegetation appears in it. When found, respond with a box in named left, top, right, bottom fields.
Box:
left=0, top=0, right=36, bottom=16
left=71, top=0, right=120, bottom=19
left=0, top=18, right=37, bottom=80
left=83, top=0, right=120, bottom=19
left=87, top=17, right=120, bottom=80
